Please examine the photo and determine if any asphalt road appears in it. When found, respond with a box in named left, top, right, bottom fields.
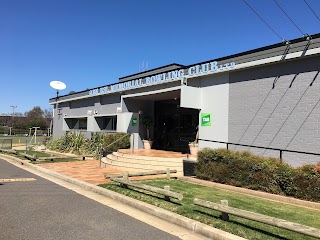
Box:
left=0, top=159, right=179, bottom=240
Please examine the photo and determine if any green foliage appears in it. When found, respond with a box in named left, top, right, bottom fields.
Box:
left=293, top=164, right=320, bottom=201
left=47, top=132, right=130, bottom=158
left=100, top=179, right=320, bottom=240
left=47, top=132, right=91, bottom=155
left=195, top=148, right=320, bottom=202
left=14, top=106, right=50, bottom=130
left=80, top=132, right=105, bottom=159
left=32, top=158, right=79, bottom=164
left=16, top=150, right=51, bottom=158
left=142, top=115, right=154, bottom=129
left=42, top=136, right=51, bottom=146
left=142, top=116, right=154, bottom=139
left=1, top=135, right=46, bottom=145
left=102, top=132, right=130, bottom=152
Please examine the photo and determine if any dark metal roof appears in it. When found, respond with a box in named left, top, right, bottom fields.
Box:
left=119, top=63, right=185, bottom=80
left=186, top=33, right=320, bottom=68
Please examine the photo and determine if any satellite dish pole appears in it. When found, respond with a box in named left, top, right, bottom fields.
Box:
left=50, top=80, right=66, bottom=100
left=50, top=80, right=67, bottom=136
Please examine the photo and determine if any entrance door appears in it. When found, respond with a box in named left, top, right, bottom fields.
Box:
left=154, top=99, right=199, bottom=153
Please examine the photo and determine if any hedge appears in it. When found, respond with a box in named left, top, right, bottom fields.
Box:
left=195, top=148, right=320, bottom=202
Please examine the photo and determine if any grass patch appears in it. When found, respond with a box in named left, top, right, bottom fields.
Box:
left=31, top=158, right=81, bottom=164
left=16, top=150, right=51, bottom=158
left=99, top=179, right=320, bottom=240
left=0, top=149, right=80, bottom=164
left=1, top=135, right=46, bottom=145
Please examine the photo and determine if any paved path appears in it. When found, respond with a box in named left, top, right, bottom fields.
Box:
left=37, top=160, right=123, bottom=185
left=0, top=158, right=180, bottom=240
left=37, top=159, right=175, bottom=185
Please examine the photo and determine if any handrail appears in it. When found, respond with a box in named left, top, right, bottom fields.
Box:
left=103, top=133, right=131, bottom=150
left=179, top=137, right=194, bottom=159
left=198, top=138, right=320, bottom=162
left=99, top=133, right=131, bottom=168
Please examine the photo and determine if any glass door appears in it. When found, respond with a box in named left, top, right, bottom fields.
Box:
left=154, top=100, right=199, bottom=152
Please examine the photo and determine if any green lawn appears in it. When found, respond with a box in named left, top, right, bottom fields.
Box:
left=16, top=150, right=51, bottom=158
left=2, top=149, right=80, bottom=164
left=0, top=135, right=46, bottom=146
left=32, top=158, right=81, bottom=164
left=100, top=179, right=320, bottom=240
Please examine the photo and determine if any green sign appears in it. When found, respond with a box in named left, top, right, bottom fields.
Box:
left=132, top=116, right=138, bottom=126
left=201, top=113, right=211, bottom=126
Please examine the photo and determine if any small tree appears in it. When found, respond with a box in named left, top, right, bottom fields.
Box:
left=142, top=116, right=154, bottom=140
left=24, top=106, right=48, bottom=130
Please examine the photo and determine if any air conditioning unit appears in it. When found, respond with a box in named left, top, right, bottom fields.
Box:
left=94, top=109, right=98, bottom=114
left=116, top=107, right=122, bottom=113
left=87, top=110, right=92, bottom=115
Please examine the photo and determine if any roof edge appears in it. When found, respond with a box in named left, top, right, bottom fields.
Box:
left=118, top=63, right=186, bottom=80
left=50, top=33, right=320, bottom=101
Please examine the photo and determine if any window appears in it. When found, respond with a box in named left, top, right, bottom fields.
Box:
left=78, top=118, right=87, bottom=130
left=65, top=118, right=87, bottom=130
left=96, top=116, right=117, bottom=131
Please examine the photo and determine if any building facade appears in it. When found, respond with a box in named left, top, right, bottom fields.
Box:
left=50, top=34, right=320, bottom=167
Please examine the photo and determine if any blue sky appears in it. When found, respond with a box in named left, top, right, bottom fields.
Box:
left=0, top=0, right=319, bottom=114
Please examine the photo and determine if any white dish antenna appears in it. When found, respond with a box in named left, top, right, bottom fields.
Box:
left=50, top=81, right=66, bottom=90
left=50, top=80, right=67, bottom=99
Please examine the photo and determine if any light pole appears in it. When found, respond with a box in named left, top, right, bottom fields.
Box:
left=10, top=106, right=17, bottom=135
left=10, top=106, right=17, bottom=116
left=50, top=81, right=67, bottom=139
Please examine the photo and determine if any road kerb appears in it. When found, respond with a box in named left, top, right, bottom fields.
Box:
left=0, top=154, right=246, bottom=240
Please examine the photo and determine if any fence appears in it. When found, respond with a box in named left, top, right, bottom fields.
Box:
left=198, top=139, right=320, bottom=163
left=110, top=170, right=183, bottom=201
left=99, top=133, right=131, bottom=168
left=0, top=138, right=12, bottom=149
left=194, top=198, right=320, bottom=238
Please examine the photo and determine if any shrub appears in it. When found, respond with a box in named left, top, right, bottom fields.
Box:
left=47, top=132, right=105, bottom=158
left=46, top=132, right=86, bottom=154
left=293, top=164, right=320, bottom=201
left=142, top=116, right=154, bottom=140
left=47, top=132, right=130, bottom=158
left=47, top=132, right=74, bottom=153
left=80, top=132, right=105, bottom=159
left=195, top=148, right=320, bottom=202
left=102, top=132, right=130, bottom=152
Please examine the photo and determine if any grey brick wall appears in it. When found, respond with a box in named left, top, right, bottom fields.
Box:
left=229, top=55, right=320, bottom=167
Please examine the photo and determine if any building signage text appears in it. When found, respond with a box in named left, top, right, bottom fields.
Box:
left=89, top=61, right=235, bottom=96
